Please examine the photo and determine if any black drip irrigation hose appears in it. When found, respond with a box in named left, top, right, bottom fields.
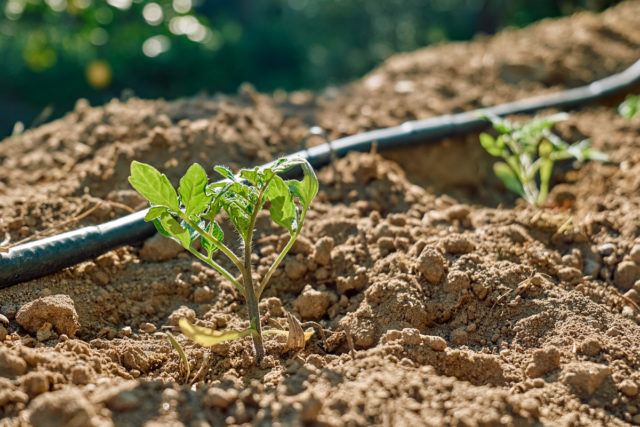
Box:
left=2, top=58, right=640, bottom=289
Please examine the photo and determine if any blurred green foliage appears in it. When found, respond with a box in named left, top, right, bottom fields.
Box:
left=0, top=0, right=623, bottom=137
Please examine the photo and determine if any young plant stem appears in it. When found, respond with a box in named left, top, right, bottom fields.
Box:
left=242, top=187, right=267, bottom=360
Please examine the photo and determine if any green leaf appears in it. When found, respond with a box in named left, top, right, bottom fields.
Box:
left=479, top=133, right=502, bottom=157
left=239, top=168, right=260, bottom=186
left=144, top=206, right=167, bottom=221
left=214, top=165, right=236, bottom=181
left=183, top=220, right=202, bottom=247
left=201, top=221, right=224, bottom=258
left=129, top=161, right=180, bottom=211
left=201, top=202, right=222, bottom=222
left=153, top=212, right=191, bottom=248
left=493, top=162, right=524, bottom=197
left=527, top=113, right=568, bottom=132
left=179, top=318, right=252, bottom=347
left=270, top=156, right=309, bottom=175
left=213, top=183, right=253, bottom=238
left=286, top=160, right=318, bottom=209
left=179, top=163, right=212, bottom=217
left=225, top=203, right=251, bottom=238
left=491, top=118, right=513, bottom=134
left=618, top=94, right=639, bottom=119
left=266, top=175, right=297, bottom=233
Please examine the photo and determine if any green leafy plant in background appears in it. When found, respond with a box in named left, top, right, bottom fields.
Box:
left=129, top=157, right=318, bottom=360
left=618, top=94, right=640, bottom=119
left=479, top=112, right=608, bottom=207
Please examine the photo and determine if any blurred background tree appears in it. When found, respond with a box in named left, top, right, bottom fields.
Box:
left=0, top=0, right=622, bottom=137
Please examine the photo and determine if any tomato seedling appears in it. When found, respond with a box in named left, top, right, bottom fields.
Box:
left=479, top=112, right=608, bottom=207
left=129, top=157, right=318, bottom=360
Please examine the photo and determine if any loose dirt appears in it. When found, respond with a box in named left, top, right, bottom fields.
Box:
left=2, top=2, right=640, bottom=426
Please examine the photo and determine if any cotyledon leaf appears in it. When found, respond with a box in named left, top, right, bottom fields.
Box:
left=179, top=318, right=253, bottom=347
left=179, top=318, right=314, bottom=348
left=479, top=133, right=502, bottom=157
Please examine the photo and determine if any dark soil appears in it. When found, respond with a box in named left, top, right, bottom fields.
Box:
left=1, top=2, right=640, bottom=426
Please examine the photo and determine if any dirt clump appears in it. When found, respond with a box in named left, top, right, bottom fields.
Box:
left=15, top=294, right=79, bottom=337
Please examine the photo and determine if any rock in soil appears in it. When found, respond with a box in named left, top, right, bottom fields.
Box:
left=27, top=388, right=100, bottom=427
left=15, top=295, right=79, bottom=337
left=294, top=285, right=332, bottom=320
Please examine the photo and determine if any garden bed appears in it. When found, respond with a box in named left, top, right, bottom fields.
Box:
left=1, top=2, right=640, bottom=426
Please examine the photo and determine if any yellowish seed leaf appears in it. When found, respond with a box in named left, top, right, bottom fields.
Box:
left=179, top=318, right=251, bottom=347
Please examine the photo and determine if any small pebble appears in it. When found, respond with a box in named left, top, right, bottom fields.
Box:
left=424, top=335, right=447, bottom=351
left=29, top=389, right=97, bottom=427
left=119, top=326, right=132, bottom=338
left=561, top=362, right=610, bottom=397
left=108, top=390, right=143, bottom=411
left=285, top=258, right=308, bottom=280
left=23, top=372, right=50, bottom=396
left=378, top=237, right=395, bottom=256
left=314, top=237, right=334, bottom=266
left=619, top=380, right=638, bottom=397
left=614, top=261, right=640, bottom=291
left=520, top=397, right=539, bottom=416
left=139, top=322, right=157, bottom=334
left=443, top=235, right=475, bottom=254
left=203, top=388, right=238, bottom=410
left=416, top=246, right=446, bottom=284
left=598, top=243, right=616, bottom=256
left=381, top=330, right=402, bottom=343
left=167, top=306, right=196, bottom=326
left=401, top=328, right=422, bottom=346
left=445, top=205, right=470, bottom=221
left=294, top=285, right=331, bottom=320
left=71, top=364, right=91, bottom=385
left=193, top=286, right=212, bottom=303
